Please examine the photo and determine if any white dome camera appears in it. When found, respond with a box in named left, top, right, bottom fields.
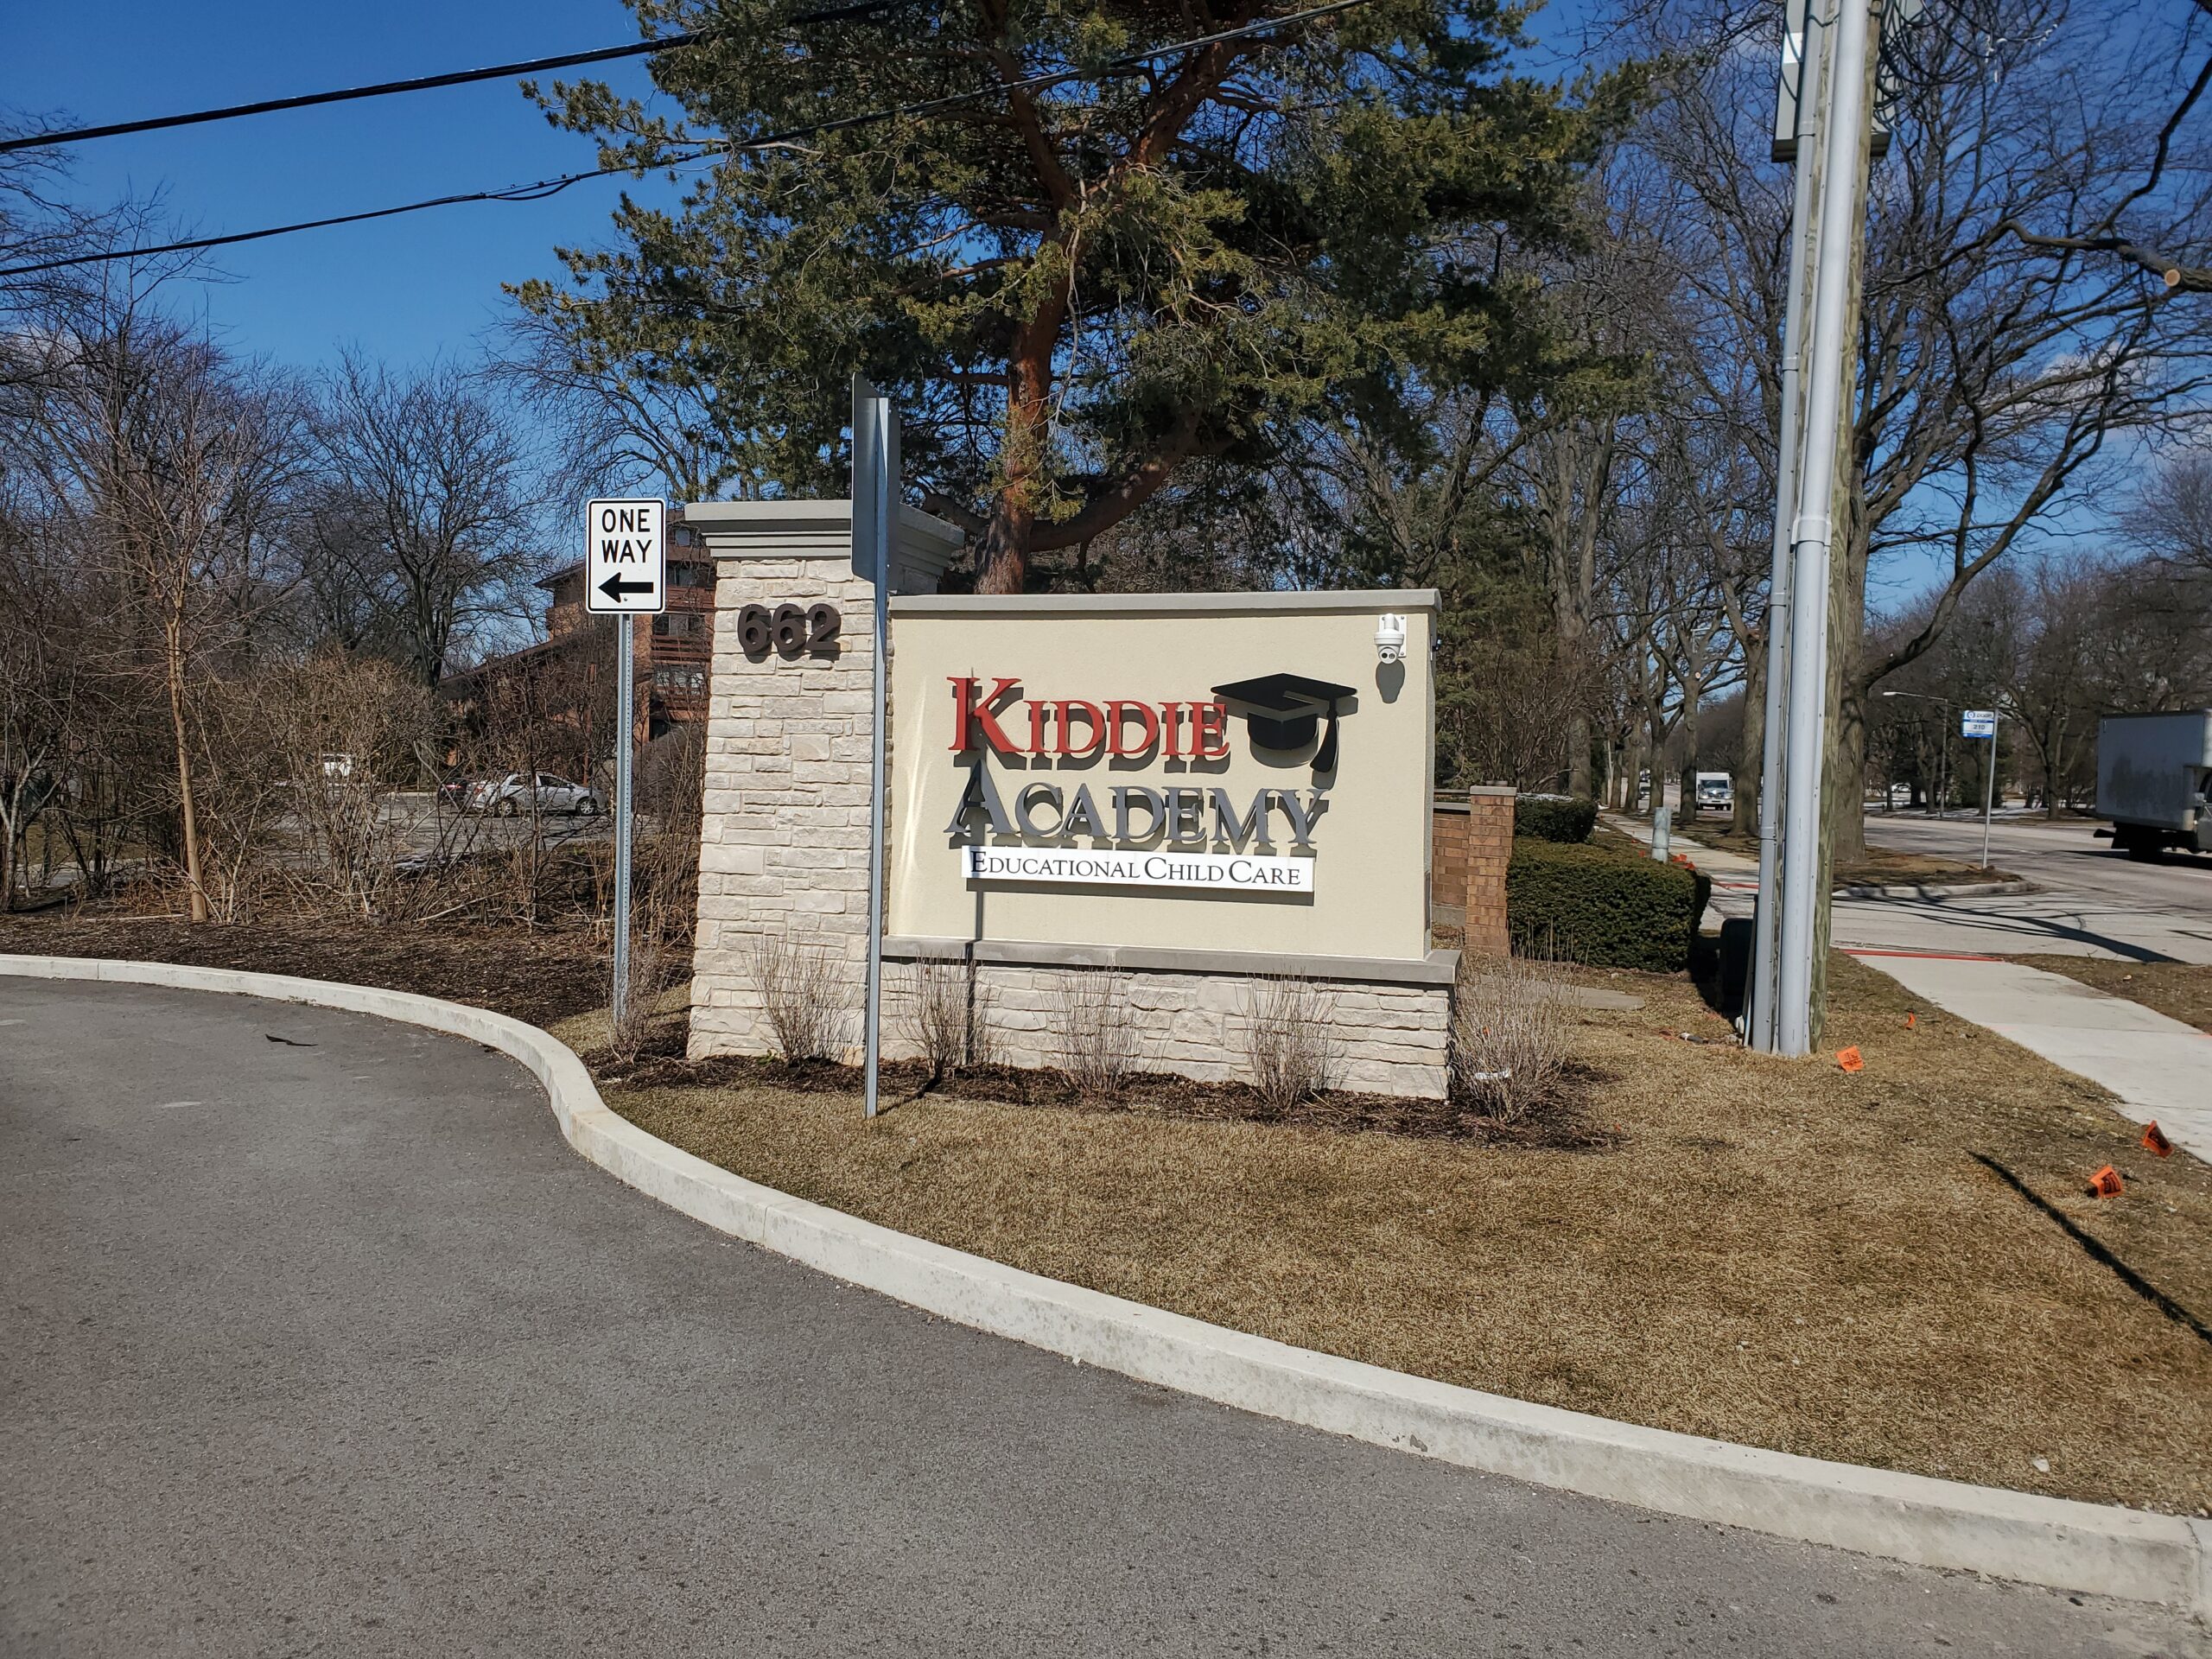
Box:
left=1374, top=613, right=1408, bottom=664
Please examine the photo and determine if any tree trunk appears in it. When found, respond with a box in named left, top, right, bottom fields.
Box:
left=1733, top=631, right=1765, bottom=837
left=166, top=613, right=208, bottom=923
left=1678, top=671, right=1702, bottom=822
left=972, top=277, right=1069, bottom=594
left=973, top=491, right=1035, bottom=595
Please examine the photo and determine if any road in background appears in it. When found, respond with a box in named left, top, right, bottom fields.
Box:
left=1847, top=813, right=2212, bottom=963
left=1692, top=813, right=2212, bottom=963
left=5, top=979, right=2196, bottom=1656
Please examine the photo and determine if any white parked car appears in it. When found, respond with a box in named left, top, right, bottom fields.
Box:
left=467, top=772, right=603, bottom=817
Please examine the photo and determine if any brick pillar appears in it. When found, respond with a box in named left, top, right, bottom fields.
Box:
left=1463, top=785, right=1515, bottom=957
left=683, top=499, right=963, bottom=1060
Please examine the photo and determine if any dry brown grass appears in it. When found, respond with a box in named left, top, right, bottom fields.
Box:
left=605, top=953, right=2212, bottom=1514
left=2017, top=955, right=2212, bottom=1034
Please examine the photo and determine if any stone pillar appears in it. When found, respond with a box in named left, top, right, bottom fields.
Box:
left=1463, top=785, right=1516, bottom=958
left=684, top=500, right=963, bottom=1060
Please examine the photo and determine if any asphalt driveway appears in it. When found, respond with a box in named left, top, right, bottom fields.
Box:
left=1, top=977, right=2200, bottom=1656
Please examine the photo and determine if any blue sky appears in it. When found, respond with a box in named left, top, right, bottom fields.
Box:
left=6, top=0, right=674, bottom=368
left=5, top=0, right=1606, bottom=376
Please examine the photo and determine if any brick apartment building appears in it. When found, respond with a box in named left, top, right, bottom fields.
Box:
left=441, top=516, right=718, bottom=753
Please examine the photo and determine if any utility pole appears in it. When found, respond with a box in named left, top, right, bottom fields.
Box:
left=1772, top=0, right=1878, bottom=1058
left=1749, top=0, right=1825, bottom=1052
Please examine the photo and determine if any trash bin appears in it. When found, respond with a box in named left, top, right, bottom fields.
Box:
left=1718, top=915, right=1755, bottom=1016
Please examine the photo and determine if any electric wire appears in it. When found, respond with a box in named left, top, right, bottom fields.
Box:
left=0, top=0, right=906, bottom=156
left=0, top=0, right=1367, bottom=279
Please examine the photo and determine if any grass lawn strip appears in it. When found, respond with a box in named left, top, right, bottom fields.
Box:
left=565, top=957, right=2212, bottom=1517
left=1670, top=825, right=2020, bottom=888
left=2014, top=956, right=2212, bottom=1035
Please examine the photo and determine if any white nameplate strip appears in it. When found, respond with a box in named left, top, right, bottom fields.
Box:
left=961, top=846, right=1315, bottom=894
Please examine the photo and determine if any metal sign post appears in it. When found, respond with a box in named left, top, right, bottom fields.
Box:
left=850, top=378, right=898, bottom=1119
left=584, top=497, right=667, bottom=1028
left=1962, top=708, right=1998, bottom=868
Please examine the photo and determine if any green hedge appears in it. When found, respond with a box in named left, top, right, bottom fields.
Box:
left=1506, top=836, right=1711, bottom=972
left=1512, top=793, right=1597, bottom=844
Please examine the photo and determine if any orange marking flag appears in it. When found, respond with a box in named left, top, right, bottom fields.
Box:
left=1835, top=1046, right=1865, bottom=1073
left=2086, top=1165, right=2124, bottom=1198
left=2143, top=1122, right=2173, bottom=1158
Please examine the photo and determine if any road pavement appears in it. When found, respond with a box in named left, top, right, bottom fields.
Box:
left=1694, top=813, right=2212, bottom=963
left=1851, top=814, right=2212, bottom=962
left=5, top=981, right=2201, bottom=1655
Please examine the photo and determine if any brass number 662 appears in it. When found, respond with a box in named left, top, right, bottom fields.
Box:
left=737, top=602, right=839, bottom=658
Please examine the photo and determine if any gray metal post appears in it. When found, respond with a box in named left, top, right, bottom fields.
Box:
left=1750, top=13, right=1824, bottom=1053
left=613, top=614, right=633, bottom=1029
left=1775, top=0, right=1873, bottom=1058
left=1980, top=725, right=1996, bottom=868
left=853, top=380, right=898, bottom=1121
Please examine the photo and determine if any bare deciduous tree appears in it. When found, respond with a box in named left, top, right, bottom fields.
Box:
left=309, top=352, right=543, bottom=686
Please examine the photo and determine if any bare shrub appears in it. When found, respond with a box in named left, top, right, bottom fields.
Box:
left=265, top=654, right=436, bottom=916
left=1451, top=954, right=1571, bottom=1124
left=750, top=933, right=849, bottom=1063
left=899, top=955, right=998, bottom=1081
left=607, top=926, right=674, bottom=1065
left=1051, top=969, right=1145, bottom=1097
left=1245, top=976, right=1340, bottom=1114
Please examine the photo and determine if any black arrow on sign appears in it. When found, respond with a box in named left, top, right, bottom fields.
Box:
left=599, top=573, right=655, bottom=601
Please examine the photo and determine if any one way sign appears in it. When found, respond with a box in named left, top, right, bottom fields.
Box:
left=584, top=498, right=666, bottom=615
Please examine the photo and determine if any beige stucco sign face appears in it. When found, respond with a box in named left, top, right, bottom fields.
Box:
left=887, top=594, right=1436, bottom=963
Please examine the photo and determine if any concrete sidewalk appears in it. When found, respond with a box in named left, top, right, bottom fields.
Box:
left=1852, top=951, right=2212, bottom=1164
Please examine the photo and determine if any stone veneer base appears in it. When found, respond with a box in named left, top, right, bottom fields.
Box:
left=874, top=938, right=1455, bottom=1101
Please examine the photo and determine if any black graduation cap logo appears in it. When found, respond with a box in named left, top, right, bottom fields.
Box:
left=1212, top=672, right=1357, bottom=772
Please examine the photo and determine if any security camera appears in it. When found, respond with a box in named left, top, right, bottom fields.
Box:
left=1375, top=613, right=1408, bottom=664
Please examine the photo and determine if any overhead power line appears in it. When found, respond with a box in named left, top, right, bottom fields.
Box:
left=0, top=0, right=1366, bottom=280
left=0, top=0, right=905, bottom=156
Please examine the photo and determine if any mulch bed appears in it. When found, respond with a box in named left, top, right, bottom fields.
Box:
left=589, top=1027, right=1614, bottom=1148
left=0, top=909, right=613, bottom=1029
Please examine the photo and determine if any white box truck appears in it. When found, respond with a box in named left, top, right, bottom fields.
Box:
left=2096, top=710, right=2212, bottom=857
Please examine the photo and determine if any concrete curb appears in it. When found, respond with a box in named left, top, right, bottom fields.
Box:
left=1835, top=878, right=2037, bottom=900
left=7, top=950, right=2208, bottom=1618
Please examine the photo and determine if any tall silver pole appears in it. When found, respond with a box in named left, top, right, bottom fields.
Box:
left=1750, top=13, right=1823, bottom=1053
left=613, top=614, right=634, bottom=1028
left=1775, top=0, right=1873, bottom=1058
left=858, top=390, right=897, bottom=1120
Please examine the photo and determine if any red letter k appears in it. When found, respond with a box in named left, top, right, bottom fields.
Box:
left=949, top=676, right=1022, bottom=754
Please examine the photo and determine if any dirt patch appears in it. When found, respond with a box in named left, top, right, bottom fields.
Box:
left=1836, top=841, right=2022, bottom=887
left=2016, top=956, right=2212, bottom=1034
left=0, top=909, right=609, bottom=1028
left=600, top=955, right=2212, bottom=1514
